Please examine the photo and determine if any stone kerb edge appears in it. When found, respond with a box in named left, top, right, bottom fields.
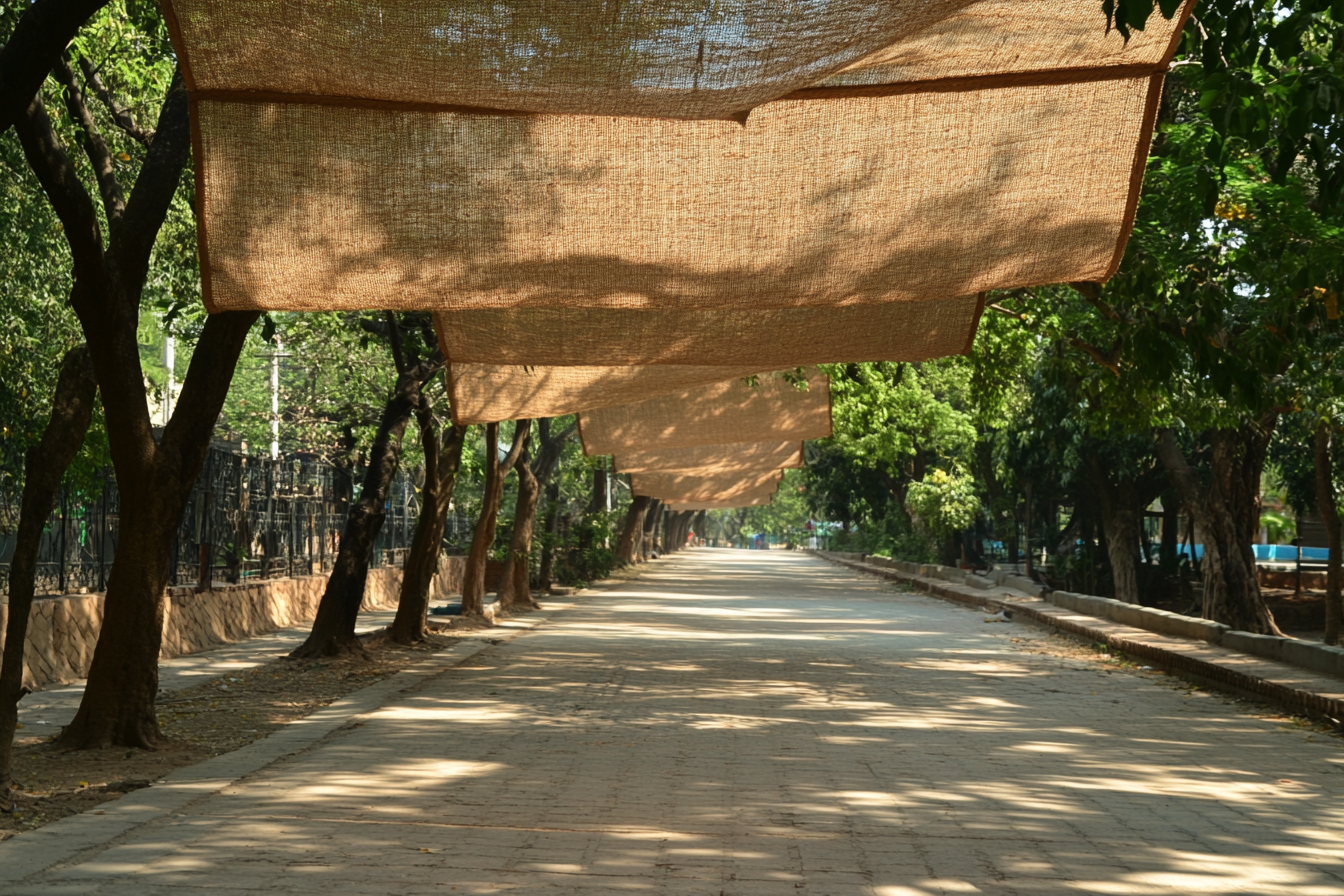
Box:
left=817, top=551, right=1344, bottom=692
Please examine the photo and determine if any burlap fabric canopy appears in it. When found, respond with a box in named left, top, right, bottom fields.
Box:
left=171, top=0, right=1194, bottom=343
left=632, top=470, right=784, bottom=504
left=616, top=441, right=803, bottom=475
left=163, top=0, right=1184, bottom=121
left=667, top=496, right=773, bottom=510
left=434, top=297, right=982, bottom=367
left=447, top=362, right=763, bottom=425
left=580, top=371, right=831, bottom=456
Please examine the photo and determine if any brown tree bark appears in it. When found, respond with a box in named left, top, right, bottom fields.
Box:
left=1156, top=426, right=1281, bottom=634
left=1089, top=460, right=1142, bottom=604
left=495, top=418, right=573, bottom=602
left=19, top=68, right=262, bottom=749
left=292, top=367, right=430, bottom=658
left=496, top=447, right=541, bottom=612
left=615, top=496, right=652, bottom=565
left=461, top=420, right=531, bottom=618
left=1315, top=419, right=1342, bottom=645
left=0, top=346, right=97, bottom=806
left=638, top=499, right=662, bottom=560
left=537, top=480, right=561, bottom=588
left=388, top=411, right=468, bottom=644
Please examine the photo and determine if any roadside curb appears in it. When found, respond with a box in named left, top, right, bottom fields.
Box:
left=0, top=612, right=554, bottom=884
left=820, top=553, right=1344, bottom=722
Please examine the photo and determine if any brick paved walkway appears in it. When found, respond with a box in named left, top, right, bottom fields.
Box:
left=8, top=550, right=1344, bottom=894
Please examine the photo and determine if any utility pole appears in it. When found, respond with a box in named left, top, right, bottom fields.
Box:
left=163, top=334, right=175, bottom=425
left=271, top=338, right=281, bottom=459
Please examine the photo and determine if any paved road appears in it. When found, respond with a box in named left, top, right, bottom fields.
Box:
left=10, top=550, right=1344, bottom=894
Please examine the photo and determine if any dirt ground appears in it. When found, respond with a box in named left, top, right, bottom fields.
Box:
left=1, top=624, right=494, bottom=841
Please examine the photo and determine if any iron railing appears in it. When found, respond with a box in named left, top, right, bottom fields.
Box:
left=0, top=443, right=474, bottom=597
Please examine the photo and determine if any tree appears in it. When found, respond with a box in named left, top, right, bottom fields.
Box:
left=0, top=345, right=96, bottom=805
left=461, top=420, right=530, bottom=619
left=12, top=4, right=262, bottom=747
left=497, top=417, right=575, bottom=610
left=989, top=1, right=1342, bottom=630
left=389, top=413, right=469, bottom=643
left=291, top=360, right=436, bottom=657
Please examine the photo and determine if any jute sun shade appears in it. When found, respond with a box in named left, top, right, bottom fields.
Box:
left=164, top=0, right=1185, bottom=121
left=446, top=362, right=763, bottom=425
left=666, top=496, right=774, bottom=510
left=632, top=470, right=784, bottom=505
left=434, top=295, right=982, bottom=368
left=616, top=441, right=804, bottom=475
left=172, top=0, right=1194, bottom=345
left=579, top=371, right=831, bottom=457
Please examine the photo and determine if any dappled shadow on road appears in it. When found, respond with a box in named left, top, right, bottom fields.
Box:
left=50, top=550, right=1344, bottom=895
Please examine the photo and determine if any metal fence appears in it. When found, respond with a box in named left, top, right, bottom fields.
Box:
left=0, top=442, right=473, bottom=598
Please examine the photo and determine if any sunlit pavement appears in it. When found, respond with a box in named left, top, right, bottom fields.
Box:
left=11, top=549, right=1344, bottom=895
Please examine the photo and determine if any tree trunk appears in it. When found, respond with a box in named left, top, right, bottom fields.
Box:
left=59, top=312, right=258, bottom=750
left=1101, top=486, right=1141, bottom=604
left=537, top=480, right=561, bottom=587
left=615, top=495, right=651, bottom=565
left=0, top=346, right=97, bottom=806
left=461, top=420, right=530, bottom=617
left=389, top=419, right=468, bottom=644
left=497, top=448, right=541, bottom=612
left=1023, top=482, right=1035, bottom=577
left=1315, top=419, right=1342, bottom=645
left=1156, top=426, right=1281, bottom=633
left=588, top=463, right=608, bottom=514
left=292, top=367, right=428, bottom=657
left=1088, top=458, right=1142, bottom=604
left=640, top=499, right=663, bottom=560
left=18, top=63, right=262, bottom=748
left=495, top=418, right=570, bottom=603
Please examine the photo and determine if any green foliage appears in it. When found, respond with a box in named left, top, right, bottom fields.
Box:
left=0, top=2, right=188, bottom=526
left=905, top=470, right=981, bottom=540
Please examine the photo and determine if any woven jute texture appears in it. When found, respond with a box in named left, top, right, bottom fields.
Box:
left=580, top=371, right=831, bottom=456
left=434, top=296, right=982, bottom=367
left=447, top=363, right=764, bottom=424
left=616, top=442, right=804, bottom=475
left=632, top=470, right=784, bottom=504
left=667, top=496, right=774, bottom=509
left=198, top=75, right=1160, bottom=317
left=165, top=0, right=1182, bottom=121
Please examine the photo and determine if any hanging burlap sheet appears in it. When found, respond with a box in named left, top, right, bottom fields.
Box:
left=164, top=0, right=1184, bottom=121
left=172, top=0, right=1194, bottom=321
left=632, top=469, right=784, bottom=504
left=197, top=77, right=1161, bottom=318
left=580, top=372, right=831, bottom=456
left=667, top=496, right=774, bottom=509
left=616, top=441, right=803, bottom=475
left=434, top=295, right=982, bottom=367
left=447, top=362, right=763, bottom=425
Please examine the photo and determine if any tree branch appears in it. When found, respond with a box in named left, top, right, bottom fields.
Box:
left=988, top=302, right=1120, bottom=376
left=0, top=0, right=110, bottom=133
left=52, top=51, right=124, bottom=229
left=11, top=91, right=104, bottom=276
left=75, top=53, right=154, bottom=145
left=384, top=311, right=407, bottom=375
left=110, top=67, right=188, bottom=293
left=500, top=419, right=532, bottom=477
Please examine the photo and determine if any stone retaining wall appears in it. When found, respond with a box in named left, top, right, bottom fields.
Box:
left=0, top=556, right=466, bottom=691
